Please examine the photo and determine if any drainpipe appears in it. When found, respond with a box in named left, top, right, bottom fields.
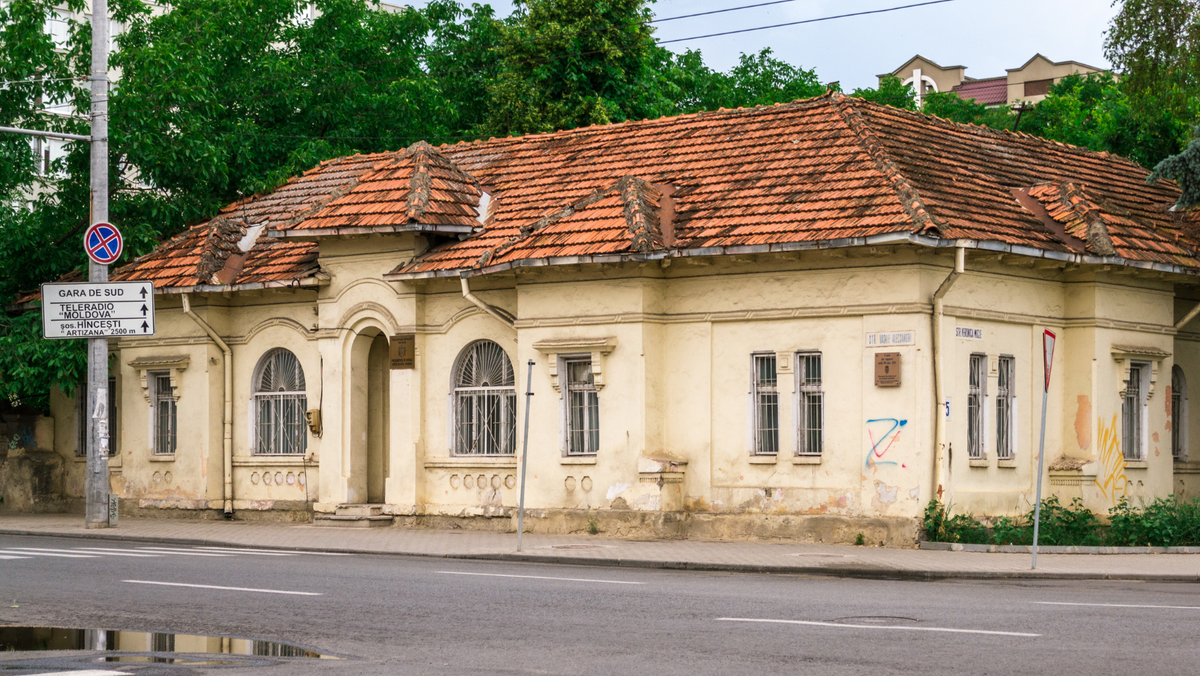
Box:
left=461, top=274, right=515, bottom=328
left=932, top=246, right=966, bottom=503
left=1176, top=301, right=1200, bottom=331
left=182, top=294, right=234, bottom=516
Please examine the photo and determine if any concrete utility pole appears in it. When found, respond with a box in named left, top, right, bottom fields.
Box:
left=85, top=0, right=111, bottom=528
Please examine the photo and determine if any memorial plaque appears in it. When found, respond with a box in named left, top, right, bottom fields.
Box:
left=390, top=334, right=416, bottom=369
left=875, top=352, right=901, bottom=387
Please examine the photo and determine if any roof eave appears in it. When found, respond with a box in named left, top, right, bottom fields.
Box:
left=383, top=235, right=1200, bottom=282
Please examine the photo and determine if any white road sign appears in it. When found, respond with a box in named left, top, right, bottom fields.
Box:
left=40, top=281, right=155, bottom=339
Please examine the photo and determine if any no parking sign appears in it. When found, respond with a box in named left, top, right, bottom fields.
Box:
left=84, top=222, right=123, bottom=265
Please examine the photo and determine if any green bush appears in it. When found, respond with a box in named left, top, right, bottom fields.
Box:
left=924, top=496, right=1200, bottom=547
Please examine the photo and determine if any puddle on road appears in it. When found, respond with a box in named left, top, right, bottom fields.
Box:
left=0, top=626, right=337, bottom=661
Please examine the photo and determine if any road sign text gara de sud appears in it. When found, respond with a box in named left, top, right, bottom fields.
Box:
left=40, top=281, right=155, bottom=339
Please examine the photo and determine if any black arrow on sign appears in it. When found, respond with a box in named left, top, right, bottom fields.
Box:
left=141, top=321, right=149, bottom=333
left=140, top=304, right=148, bottom=316
left=139, top=287, right=148, bottom=298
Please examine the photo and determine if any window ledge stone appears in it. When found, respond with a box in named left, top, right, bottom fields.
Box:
left=968, top=458, right=990, bottom=468
left=792, top=455, right=822, bottom=465
left=233, top=455, right=311, bottom=466
left=997, top=458, right=1017, bottom=468
left=1124, top=460, right=1149, bottom=470
left=560, top=456, right=597, bottom=465
left=148, top=454, right=175, bottom=462
left=425, top=457, right=518, bottom=470
left=748, top=455, right=778, bottom=465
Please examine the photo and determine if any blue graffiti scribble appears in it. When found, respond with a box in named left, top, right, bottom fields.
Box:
left=865, top=418, right=908, bottom=468
left=20, top=426, right=36, bottom=449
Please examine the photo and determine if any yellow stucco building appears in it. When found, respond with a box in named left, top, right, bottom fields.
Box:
left=18, top=93, right=1200, bottom=545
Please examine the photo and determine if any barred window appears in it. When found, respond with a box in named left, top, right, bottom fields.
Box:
left=151, top=372, right=177, bottom=455
left=1123, top=363, right=1147, bottom=461
left=796, top=352, right=823, bottom=456
left=752, top=354, right=779, bottom=455
left=1173, top=365, right=1187, bottom=461
left=253, top=349, right=307, bottom=455
left=76, top=376, right=117, bottom=457
left=566, top=358, right=599, bottom=455
left=453, top=340, right=516, bottom=456
left=967, top=354, right=987, bottom=460
left=996, top=356, right=1015, bottom=460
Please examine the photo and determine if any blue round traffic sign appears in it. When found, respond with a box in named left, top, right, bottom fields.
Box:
left=84, top=222, right=123, bottom=265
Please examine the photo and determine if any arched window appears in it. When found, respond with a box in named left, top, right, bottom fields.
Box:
left=453, top=340, right=516, bottom=455
left=1173, top=365, right=1188, bottom=460
left=254, top=348, right=308, bottom=455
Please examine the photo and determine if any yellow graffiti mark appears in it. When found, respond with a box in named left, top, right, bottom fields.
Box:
left=1094, top=414, right=1128, bottom=506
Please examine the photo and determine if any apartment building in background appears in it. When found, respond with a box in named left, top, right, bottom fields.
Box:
left=880, top=53, right=1107, bottom=107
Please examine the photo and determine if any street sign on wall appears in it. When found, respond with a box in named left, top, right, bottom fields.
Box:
left=40, top=281, right=155, bottom=339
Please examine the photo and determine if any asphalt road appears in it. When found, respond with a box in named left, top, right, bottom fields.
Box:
left=1, top=533, right=1199, bottom=675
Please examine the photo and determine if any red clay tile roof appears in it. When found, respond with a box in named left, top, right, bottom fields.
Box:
left=273, top=141, right=482, bottom=237
left=108, top=142, right=482, bottom=291
left=951, top=77, right=1008, bottom=106
left=389, top=92, right=1194, bottom=277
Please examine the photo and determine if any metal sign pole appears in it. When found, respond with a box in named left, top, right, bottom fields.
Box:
left=85, top=0, right=111, bottom=528
left=516, top=360, right=535, bottom=552
left=1031, top=329, right=1056, bottom=569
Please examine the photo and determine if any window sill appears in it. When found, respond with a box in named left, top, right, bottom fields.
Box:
left=232, top=455, right=311, bottom=467
left=968, top=459, right=989, bottom=468
left=792, top=455, right=822, bottom=465
left=1124, top=460, right=1149, bottom=470
left=997, top=459, right=1017, bottom=469
left=425, top=457, right=518, bottom=470
left=74, top=455, right=120, bottom=464
left=148, top=454, right=175, bottom=462
left=560, top=456, right=597, bottom=465
left=748, top=455, right=778, bottom=465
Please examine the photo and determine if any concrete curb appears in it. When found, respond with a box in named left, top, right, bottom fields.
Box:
left=919, top=541, right=1200, bottom=554
left=4, top=527, right=1199, bottom=583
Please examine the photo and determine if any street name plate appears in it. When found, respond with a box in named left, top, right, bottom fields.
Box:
left=40, top=281, right=155, bottom=339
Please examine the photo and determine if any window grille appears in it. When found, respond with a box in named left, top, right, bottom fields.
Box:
left=996, top=356, right=1015, bottom=460
left=1172, top=365, right=1187, bottom=461
left=76, top=376, right=117, bottom=457
left=752, top=354, right=779, bottom=455
left=566, top=358, right=599, bottom=455
left=1122, top=363, right=1145, bottom=461
left=253, top=641, right=312, bottom=657
left=967, top=354, right=986, bottom=460
left=152, top=373, right=177, bottom=455
left=151, top=632, right=174, bottom=662
left=796, top=352, right=823, bottom=456
left=453, top=340, right=516, bottom=455
left=253, top=349, right=307, bottom=455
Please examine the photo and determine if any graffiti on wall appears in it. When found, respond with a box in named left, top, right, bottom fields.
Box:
left=865, top=418, right=908, bottom=469
left=1094, top=414, right=1128, bottom=505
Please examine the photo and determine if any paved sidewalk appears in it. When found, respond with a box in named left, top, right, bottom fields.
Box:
left=2, top=513, right=1199, bottom=582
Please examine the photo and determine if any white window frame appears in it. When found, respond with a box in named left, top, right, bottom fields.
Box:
left=996, top=355, right=1016, bottom=460
left=562, top=355, right=599, bottom=456
left=751, top=353, right=780, bottom=455
left=252, top=348, right=308, bottom=456
left=967, top=353, right=987, bottom=460
left=452, top=340, right=517, bottom=456
left=794, top=351, right=823, bottom=457
left=149, top=371, right=177, bottom=456
left=1173, top=365, right=1187, bottom=461
left=1123, top=361, right=1149, bottom=461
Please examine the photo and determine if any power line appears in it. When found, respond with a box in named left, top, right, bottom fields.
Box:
left=655, top=0, right=807, bottom=23
left=657, top=0, right=957, bottom=44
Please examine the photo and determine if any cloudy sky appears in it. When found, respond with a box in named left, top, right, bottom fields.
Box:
left=409, top=0, right=1119, bottom=92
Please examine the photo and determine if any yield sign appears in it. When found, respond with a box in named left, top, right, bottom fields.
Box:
left=84, top=222, right=123, bottom=265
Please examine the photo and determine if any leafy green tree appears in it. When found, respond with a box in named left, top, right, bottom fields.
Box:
left=921, top=91, right=1013, bottom=129
left=850, top=74, right=915, bottom=111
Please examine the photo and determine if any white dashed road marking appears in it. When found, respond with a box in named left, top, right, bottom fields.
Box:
left=1036, top=601, right=1200, bottom=611
left=124, top=580, right=322, bottom=596
left=0, top=549, right=95, bottom=558
left=437, top=571, right=644, bottom=585
left=717, top=617, right=1040, bottom=637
